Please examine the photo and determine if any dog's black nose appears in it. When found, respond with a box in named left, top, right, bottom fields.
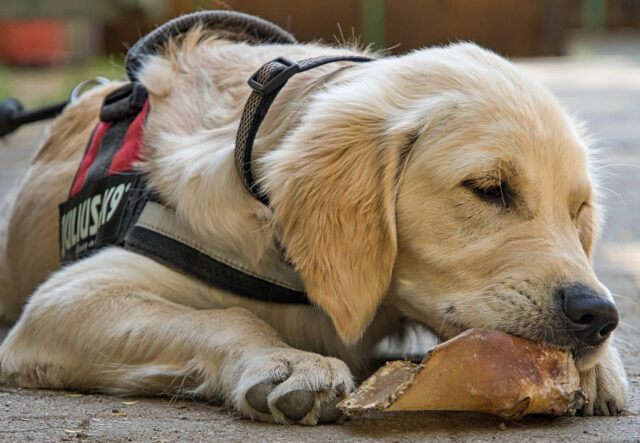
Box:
left=561, top=284, right=618, bottom=346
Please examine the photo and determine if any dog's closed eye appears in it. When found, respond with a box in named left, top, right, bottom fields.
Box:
left=462, top=178, right=512, bottom=209
left=574, top=201, right=589, bottom=221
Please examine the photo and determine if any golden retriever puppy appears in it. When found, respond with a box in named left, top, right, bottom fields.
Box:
left=0, top=31, right=627, bottom=424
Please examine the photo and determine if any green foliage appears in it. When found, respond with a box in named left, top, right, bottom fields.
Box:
left=0, top=66, right=10, bottom=100
left=582, top=0, right=606, bottom=30
left=361, top=0, right=385, bottom=50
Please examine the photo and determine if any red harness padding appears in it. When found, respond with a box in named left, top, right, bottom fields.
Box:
left=108, top=100, right=149, bottom=175
left=70, top=121, right=112, bottom=197
left=70, top=99, right=149, bottom=197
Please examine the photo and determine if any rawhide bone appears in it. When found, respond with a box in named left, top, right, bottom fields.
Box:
left=337, top=328, right=586, bottom=420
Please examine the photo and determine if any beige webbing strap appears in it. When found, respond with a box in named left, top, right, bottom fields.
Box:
left=129, top=201, right=307, bottom=295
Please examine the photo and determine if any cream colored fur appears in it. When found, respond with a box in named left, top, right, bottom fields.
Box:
left=0, top=31, right=627, bottom=423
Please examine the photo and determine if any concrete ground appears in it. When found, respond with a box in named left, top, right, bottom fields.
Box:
left=0, top=33, right=639, bottom=442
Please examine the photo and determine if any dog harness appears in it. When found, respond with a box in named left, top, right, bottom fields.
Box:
left=59, top=17, right=373, bottom=304
left=58, top=80, right=309, bottom=304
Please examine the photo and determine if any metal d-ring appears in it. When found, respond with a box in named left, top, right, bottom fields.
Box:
left=70, top=77, right=111, bottom=103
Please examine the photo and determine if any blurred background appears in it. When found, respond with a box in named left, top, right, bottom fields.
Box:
left=0, top=0, right=639, bottom=106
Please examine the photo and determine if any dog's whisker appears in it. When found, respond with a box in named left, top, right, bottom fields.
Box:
left=612, top=336, right=638, bottom=353
left=554, top=327, right=588, bottom=333
left=610, top=292, right=640, bottom=307
left=592, top=162, right=640, bottom=170
left=436, top=309, right=451, bottom=339
left=618, top=320, right=640, bottom=332
left=597, top=184, right=626, bottom=206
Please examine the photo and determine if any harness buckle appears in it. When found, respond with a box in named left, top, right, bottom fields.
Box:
left=248, top=57, right=300, bottom=96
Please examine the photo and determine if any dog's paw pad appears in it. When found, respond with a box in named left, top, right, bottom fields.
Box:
left=275, top=390, right=315, bottom=421
left=246, top=381, right=278, bottom=414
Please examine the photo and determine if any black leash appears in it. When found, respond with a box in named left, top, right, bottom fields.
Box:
left=0, top=98, right=67, bottom=137
left=234, top=55, right=374, bottom=206
left=0, top=77, right=110, bottom=138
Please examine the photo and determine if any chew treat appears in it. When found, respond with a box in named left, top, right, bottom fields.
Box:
left=338, top=328, right=586, bottom=420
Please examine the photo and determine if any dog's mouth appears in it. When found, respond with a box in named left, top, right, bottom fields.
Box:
left=422, top=313, right=607, bottom=372
left=527, top=332, right=606, bottom=371
left=448, top=283, right=616, bottom=371
left=491, top=320, right=610, bottom=370
left=393, top=288, right=611, bottom=371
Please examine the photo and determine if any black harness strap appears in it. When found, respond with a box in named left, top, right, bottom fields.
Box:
left=235, top=55, right=374, bottom=206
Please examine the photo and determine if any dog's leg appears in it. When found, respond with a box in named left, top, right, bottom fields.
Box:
left=579, top=342, right=628, bottom=415
left=0, top=250, right=353, bottom=425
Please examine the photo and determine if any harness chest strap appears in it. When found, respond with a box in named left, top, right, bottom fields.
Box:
left=124, top=201, right=309, bottom=304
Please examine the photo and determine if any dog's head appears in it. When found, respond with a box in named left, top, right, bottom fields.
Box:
left=263, top=43, right=615, bottom=370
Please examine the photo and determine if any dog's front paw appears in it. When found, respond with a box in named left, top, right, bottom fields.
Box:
left=235, top=349, right=354, bottom=425
left=579, top=344, right=628, bottom=415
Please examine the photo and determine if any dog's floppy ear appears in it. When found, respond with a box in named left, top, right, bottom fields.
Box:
left=262, top=102, right=415, bottom=344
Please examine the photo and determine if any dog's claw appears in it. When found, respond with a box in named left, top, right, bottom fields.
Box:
left=605, top=399, right=622, bottom=416
left=317, top=390, right=344, bottom=423
left=246, top=381, right=277, bottom=414
left=275, top=390, right=315, bottom=421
